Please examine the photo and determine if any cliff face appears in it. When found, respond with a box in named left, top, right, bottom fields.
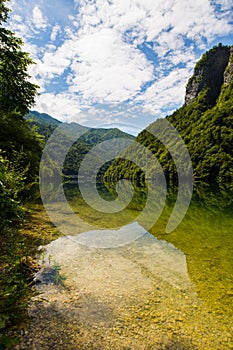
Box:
left=224, top=46, right=233, bottom=84
left=185, top=45, right=231, bottom=106
left=105, top=44, right=233, bottom=189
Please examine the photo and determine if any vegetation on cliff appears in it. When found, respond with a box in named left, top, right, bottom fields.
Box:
left=105, top=44, right=233, bottom=191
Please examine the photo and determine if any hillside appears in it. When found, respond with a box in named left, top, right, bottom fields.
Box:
left=25, top=111, right=61, bottom=141
left=25, top=110, right=61, bottom=127
left=25, top=111, right=135, bottom=177
left=105, top=44, right=233, bottom=191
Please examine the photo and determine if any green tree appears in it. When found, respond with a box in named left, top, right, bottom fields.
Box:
left=0, top=2, right=42, bottom=341
left=0, top=0, right=38, bottom=115
left=0, top=0, right=42, bottom=194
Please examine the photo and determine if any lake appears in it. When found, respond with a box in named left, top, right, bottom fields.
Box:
left=21, top=183, right=233, bottom=349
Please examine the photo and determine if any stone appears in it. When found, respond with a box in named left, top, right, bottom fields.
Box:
left=185, top=45, right=231, bottom=106
left=33, top=266, right=60, bottom=285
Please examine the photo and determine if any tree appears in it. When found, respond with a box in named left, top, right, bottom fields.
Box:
left=0, top=0, right=42, bottom=194
left=0, top=0, right=38, bottom=115
left=0, top=2, right=42, bottom=339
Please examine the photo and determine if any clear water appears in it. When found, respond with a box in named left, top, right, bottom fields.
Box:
left=30, top=184, right=233, bottom=349
left=63, top=184, right=233, bottom=319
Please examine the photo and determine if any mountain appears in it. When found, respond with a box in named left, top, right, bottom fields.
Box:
left=25, top=111, right=135, bottom=177
left=25, top=111, right=61, bottom=141
left=62, top=126, right=135, bottom=177
left=104, top=44, right=233, bottom=190
left=25, top=110, right=61, bottom=127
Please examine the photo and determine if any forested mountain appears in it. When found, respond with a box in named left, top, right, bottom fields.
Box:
left=105, top=44, right=233, bottom=191
left=62, top=126, right=135, bottom=177
left=25, top=110, right=135, bottom=177
left=25, top=110, right=61, bottom=142
left=25, top=110, right=61, bottom=126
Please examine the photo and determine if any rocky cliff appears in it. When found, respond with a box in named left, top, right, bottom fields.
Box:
left=105, top=44, right=233, bottom=189
left=185, top=44, right=231, bottom=106
left=224, top=46, right=233, bottom=84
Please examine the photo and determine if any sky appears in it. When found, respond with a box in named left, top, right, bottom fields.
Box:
left=8, top=0, right=233, bottom=134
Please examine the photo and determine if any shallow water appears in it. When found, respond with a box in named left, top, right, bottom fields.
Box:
left=19, top=187, right=233, bottom=349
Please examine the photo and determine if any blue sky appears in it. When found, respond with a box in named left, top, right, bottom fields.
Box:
left=8, top=0, right=233, bottom=133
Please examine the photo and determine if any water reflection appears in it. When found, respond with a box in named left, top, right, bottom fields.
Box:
left=40, top=178, right=233, bottom=318
left=150, top=189, right=233, bottom=316
left=37, top=220, right=230, bottom=349
left=62, top=183, right=233, bottom=317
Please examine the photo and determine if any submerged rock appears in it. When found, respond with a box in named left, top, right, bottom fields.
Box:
left=34, top=266, right=60, bottom=285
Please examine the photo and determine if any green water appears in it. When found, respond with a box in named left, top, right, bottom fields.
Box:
left=151, top=193, right=233, bottom=317
left=63, top=182, right=233, bottom=319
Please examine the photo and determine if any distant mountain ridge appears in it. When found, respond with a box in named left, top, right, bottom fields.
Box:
left=25, top=110, right=135, bottom=177
left=105, top=44, right=233, bottom=190
left=25, top=110, right=61, bottom=126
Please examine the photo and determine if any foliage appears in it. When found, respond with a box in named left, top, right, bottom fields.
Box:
left=0, top=0, right=38, bottom=115
left=0, top=227, right=32, bottom=333
left=0, top=111, right=43, bottom=188
left=168, top=80, right=233, bottom=189
left=0, top=1, right=41, bottom=345
left=25, top=110, right=61, bottom=127
left=0, top=153, right=27, bottom=229
left=25, top=111, right=61, bottom=141
left=105, top=45, right=233, bottom=191
left=25, top=111, right=135, bottom=179
left=63, top=127, right=134, bottom=177
left=0, top=152, right=38, bottom=347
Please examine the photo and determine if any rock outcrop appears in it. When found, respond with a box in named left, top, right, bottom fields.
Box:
left=224, top=46, right=233, bottom=84
left=105, top=43, right=233, bottom=189
left=185, top=44, right=231, bottom=106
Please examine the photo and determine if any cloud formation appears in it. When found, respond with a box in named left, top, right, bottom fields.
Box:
left=32, top=5, right=48, bottom=30
left=8, top=0, right=233, bottom=129
left=69, top=28, right=154, bottom=103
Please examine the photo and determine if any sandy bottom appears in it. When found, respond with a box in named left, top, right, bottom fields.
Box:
left=16, top=224, right=233, bottom=350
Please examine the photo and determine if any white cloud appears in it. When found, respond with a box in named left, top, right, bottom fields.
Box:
left=214, top=0, right=233, bottom=12
left=41, top=52, right=70, bottom=78
left=32, top=5, right=48, bottom=30
left=7, top=0, right=233, bottom=130
left=35, top=93, right=82, bottom=123
left=136, top=68, right=191, bottom=115
left=50, top=24, right=61, bottom=41
left=69, top=0, right=232, bottom=108
left=68, top=28, right=154, bottom=103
